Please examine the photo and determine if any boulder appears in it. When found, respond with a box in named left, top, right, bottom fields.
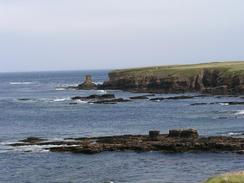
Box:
left=168, top=129, right=199, bottom=138
left=149, top=130, right=160, bottom=141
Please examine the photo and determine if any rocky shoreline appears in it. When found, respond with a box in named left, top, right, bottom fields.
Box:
left=10, top=129, right=244, bottom=154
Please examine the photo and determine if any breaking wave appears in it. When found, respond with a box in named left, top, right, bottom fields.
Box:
left=0, top=139, right=79, bottom=153
left=235, top=110, right=244, bottom=115
left=55, top=88, right=66, bottom=91
left=9, top=82, right=36, bottom=85
left=53, top=97, right=70, bottom=102
left=97, top=90, right=107, bottom=94
left=227, top=132, right=244, bottom=136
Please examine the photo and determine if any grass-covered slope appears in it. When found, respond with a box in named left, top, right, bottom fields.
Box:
left=103, top=61, right=244, bottom=95
left=111, top=61, right=244, bottom=78
left=204, top=171, right=244, bottom=183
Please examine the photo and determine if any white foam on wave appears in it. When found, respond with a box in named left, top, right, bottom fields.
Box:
left=53, top=97, right=70, bottom=102
left=9, top=82, right=35, bottom=85
left=55, top=88, right=66, bottom=91
left=1, top=142, right=79, bottom=153
left=76, top=100, right=88, bottom=104
left=97, top=90, right=107, bottom=94
left=219, top=102, right=229, bottom=106
left=235, top=110, right=244, bottom=115
left=228, top=132, right=243, bottom=136
left=94, top=81, right=103, bottom=85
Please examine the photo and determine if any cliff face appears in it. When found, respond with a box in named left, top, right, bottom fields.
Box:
left=102, top=62, right=244, bottom=95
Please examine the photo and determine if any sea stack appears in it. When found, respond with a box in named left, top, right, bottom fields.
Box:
left=78, top=75, right=97, bottom=90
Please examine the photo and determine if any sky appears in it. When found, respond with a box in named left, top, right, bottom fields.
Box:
left=0, top=0, right=244, bottom=72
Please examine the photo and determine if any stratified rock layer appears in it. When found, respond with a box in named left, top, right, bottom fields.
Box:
left=102, top=62, right=244, bottom=95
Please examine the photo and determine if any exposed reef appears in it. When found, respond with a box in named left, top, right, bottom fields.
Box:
left=10, top=129, right=244, bottom=154
left=71, top=94, right=130, bottom=104
left=102, top=62, right=244, bottom=95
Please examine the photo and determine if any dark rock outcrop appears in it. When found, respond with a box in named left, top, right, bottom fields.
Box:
left=130, top=94, right=155, bottom=100
left=11, top=129, right=244, bottom=154
left=168, top=129, right=199, bottom=138
left=71, top=94, right=129, bottom=104
left=102, top=62, right=244, bottom=95
left=71, top=94, right=115, bottom=101
left=20, top=137, right=46, bottom=144
left=77, top=75, right=97, bottom=90
left=150, top=95, right=195, bottom=101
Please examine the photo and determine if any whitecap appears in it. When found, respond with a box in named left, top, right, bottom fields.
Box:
left=235, top=110, right=244, bottom=115
left=9, top=82, right=35, bottom=85
left=94, top=81, right=103, bottom=85
left=228, top=132, right=243, bottom=136
left=219, top=102, right=229, bottom=106
left=97, top=90, right=107, bottom=94
left=77, top=100, right=88, bottom=104
left=53, top=97, right=70, bottom=102
left=55, top=88, right=66, bottom=91
left=12, top=144, right=79, bottom=153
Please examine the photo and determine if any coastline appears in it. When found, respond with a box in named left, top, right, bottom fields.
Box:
left=101, top=61, right=244, bottom=95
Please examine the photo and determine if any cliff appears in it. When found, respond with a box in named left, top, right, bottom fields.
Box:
left=102, top=61, right=244, bottom=95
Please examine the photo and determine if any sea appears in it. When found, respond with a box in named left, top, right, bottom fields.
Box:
left=0, top=70, right=243, bottom=183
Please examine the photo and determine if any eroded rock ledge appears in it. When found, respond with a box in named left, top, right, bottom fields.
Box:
left=101, top=62, right=244, bottom=95
left=10, top=129, right=244, bottom=154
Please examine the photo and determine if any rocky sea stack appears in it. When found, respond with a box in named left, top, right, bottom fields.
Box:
left=77, top=75, right=97, bottom=90
left=102, top=61, right=244, bottom=95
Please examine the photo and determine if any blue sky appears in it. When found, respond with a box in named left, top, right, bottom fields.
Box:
left=0, top=0, right=244, bottom=72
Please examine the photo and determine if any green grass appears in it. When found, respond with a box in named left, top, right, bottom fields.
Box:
left=204, top=172, right=244, bottom=183
left=110, top=61, right=244, bottom=78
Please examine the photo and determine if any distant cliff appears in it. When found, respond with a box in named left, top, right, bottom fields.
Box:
left=102, top=61, right=244, bottom=95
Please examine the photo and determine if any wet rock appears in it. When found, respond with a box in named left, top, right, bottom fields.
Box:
left=236, top=150, right=244, bottom=154
left=149, top=130, right=160, bottom=141
left=72, top=94, right=115, bottom=101
left=227, top=101, right=244, bottom=105
left=150, top=97, right=165, bottom=101
left=71, top=96, right=83, bottom=100
left=92, top=98, right=130, bottom=104
left=71, top=94, right=128, bottom=104
left=11, top=129, right=244, bottom=154
left=69, top=102, right=78, bottom=105
left=130, top=94, right=155, bottom=100
left=20, top=137, right=46, bottom=144
left=166, top=96, right=194, bottom=100
left=168, top=129, right=199, bottom=138
left=191, top=103, right=208, bottom=106
left=77, top=75, right=97, bottom=90
left=150, top=95, right=194, bottom=101
left=18, top=98, right=33, bottom=101
left=85, top=94, right=115, bottom=100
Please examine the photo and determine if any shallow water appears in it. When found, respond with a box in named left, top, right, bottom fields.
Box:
left=0, top=70, right=243, bottom=183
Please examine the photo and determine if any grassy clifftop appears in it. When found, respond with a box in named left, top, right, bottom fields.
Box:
left=204, top=171, right=244, bottom=183
left=110, top=61, right=244, bottom=78
left=104, top=61, right=244, bottom=94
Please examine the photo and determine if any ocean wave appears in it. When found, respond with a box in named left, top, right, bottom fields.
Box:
left=9, top=82, right=36, bottom=85
left=235, top=110, right=244, bottom=115
left=94, top=81, right=103, bottom=85
left=55, top=88, right=66, bottom=91
left=53, top=97, right=70, bottom=102
left=97, top=90, right=107, bottom=94
left=0, top=140, right=79, bottom=153
left=219, top=102, right=229, bottom=106
left=227, top=132, right=244, bottom=136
